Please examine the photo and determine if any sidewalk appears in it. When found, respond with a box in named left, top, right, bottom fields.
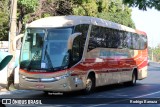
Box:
left=0, top=85, right=16, bottom=92
left=0, top=87, right=8, bottom=92
left=0, top=88, right=8, bottom=92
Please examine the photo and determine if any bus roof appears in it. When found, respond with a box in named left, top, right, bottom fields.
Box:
left=27, top=15, right=138, bottom=33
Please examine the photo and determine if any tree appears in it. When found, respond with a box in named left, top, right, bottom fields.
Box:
left=41, top=0, right=73, bottom=16
left=14, top=0, right=137, bottom=32
left=153, top=45, right=160, bottom=62
left=0, top=0, right=9, bottom=40
left=123, top=0, right=160, bottom=10
left=97, top=0, right=135, bottom=28
left=73, top=0, right=98, bottom=16
left=0, top=0, right=136, bottom=41
left=25, top=0, right=73, bottom=23
left=17, top=0, right=39, bottom=33
left=148, top=45, right=160, bottom=62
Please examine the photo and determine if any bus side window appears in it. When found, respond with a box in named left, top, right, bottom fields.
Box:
left=88, top=25, right=103, bottom=51
left=124, top=32, right=133, bottom=49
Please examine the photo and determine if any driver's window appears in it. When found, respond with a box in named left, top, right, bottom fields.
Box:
left=71, top=36, right=83, bottom=65
left=70, top=24, right=89, bottom=66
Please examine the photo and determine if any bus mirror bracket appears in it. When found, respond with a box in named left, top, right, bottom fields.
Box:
left=68, top=32, right=82, bottom=49
left=13, top=34, right=24, bottom=51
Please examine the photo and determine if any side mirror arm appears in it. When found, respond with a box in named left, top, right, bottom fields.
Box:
left=67, top=33, right=82, bottom=49
left=13, top=34, right=24, bottom=51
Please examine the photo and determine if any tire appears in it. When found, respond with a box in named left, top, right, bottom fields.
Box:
left=83, top=76, right=95, bottom=94
left=126, top=71, right=137, bottom=86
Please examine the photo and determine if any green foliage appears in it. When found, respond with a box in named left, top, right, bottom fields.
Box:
left=73, top=0, right=135, bottom=28
left=0, top=0, right=136, bottom=40
left=123, top=0, right=160, bottom=10
left=73, top=0, right=98, bottom=16
left=153, top=47, right=160, bottom=61
left=0, top=0, right=9, bottom=40
left=18, top=0, right=38, bottom=13
left=148, top=44, right=160, bottom=62
left=97, top=0, right=109, bottom=12
left=97, top=0, right=135, bottom=28
left=17, top=0, right=39, bottom=33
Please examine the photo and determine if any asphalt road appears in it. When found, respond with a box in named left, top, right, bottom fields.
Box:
left=1, top=62, right=160, bottom=107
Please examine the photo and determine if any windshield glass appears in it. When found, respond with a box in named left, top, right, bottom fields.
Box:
left=20, top=27, right=73, bottom=71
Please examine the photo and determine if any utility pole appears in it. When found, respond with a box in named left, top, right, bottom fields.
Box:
left=151, top=48, right=154, bottom=61
left=7, top=0, right=17, bottom=89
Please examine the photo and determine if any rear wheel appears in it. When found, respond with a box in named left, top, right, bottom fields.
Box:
left=126, top=71, right=137, bottom=86
left=132, top=72, right=137, bottom=85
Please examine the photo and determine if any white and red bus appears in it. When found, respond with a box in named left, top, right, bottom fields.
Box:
left=1, top=16, right=148, bottom=94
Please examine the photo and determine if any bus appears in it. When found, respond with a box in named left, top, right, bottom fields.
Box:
left=2, top=16, right=148, bottom=94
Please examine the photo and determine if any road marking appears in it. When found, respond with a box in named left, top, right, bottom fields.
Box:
left=86, top=90, right=160, bottom=107
left=134, top=90, right=160, bottom=98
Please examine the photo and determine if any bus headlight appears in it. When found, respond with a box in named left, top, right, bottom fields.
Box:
left=74, top=77, right=82, bottom=84
left=55, top=73, right=70, bottom=80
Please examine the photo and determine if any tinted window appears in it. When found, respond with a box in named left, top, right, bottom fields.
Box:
left=87, top=25, right=147, bottom=51
left=88, top=26, right=103, bottom=51
left=139, top=35, right=147, bottom=49
left=124, top=32, right=133, bottom=49
left=105, top=28, right=123, bottom=48
left=88, top=25, right=123, bottom=51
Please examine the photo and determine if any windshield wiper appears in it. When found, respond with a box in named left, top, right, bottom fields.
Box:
left=44, top=44, right=54, bottom=71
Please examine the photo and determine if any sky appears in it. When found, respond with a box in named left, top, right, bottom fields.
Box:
left=131, top=8, right=160, bottom=48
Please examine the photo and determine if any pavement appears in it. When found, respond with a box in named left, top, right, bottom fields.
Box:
left=0, top=86, right=14, bottom=92
left=0, top=87, right=8, bottom=92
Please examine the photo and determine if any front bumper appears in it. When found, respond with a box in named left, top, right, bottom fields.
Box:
left=18, top=74, right=84, bottom=92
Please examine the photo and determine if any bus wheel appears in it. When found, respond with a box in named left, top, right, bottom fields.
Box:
left=126, top=71, right=137, bottom=86
left=84, top=75, right=95, bottom=94
left=131, top=71, right=137, bottom=85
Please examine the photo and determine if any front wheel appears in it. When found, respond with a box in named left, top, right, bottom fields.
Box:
left=83, top=76, right=95, bottom=94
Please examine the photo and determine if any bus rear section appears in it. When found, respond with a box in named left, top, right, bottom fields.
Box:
left=134, top=30, right=148, bottom=80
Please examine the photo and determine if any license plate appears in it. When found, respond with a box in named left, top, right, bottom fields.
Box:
left=36, top=84, right=45, bottom=88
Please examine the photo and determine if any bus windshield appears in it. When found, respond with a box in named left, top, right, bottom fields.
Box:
left=20, top=27, right=73, bottom=71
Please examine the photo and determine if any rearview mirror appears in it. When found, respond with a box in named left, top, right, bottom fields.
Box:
left=13, top=34, right=24, bottom=51
left=67, top=32, right=82, bottom=49
left=0, top=51, right=13, bottom=71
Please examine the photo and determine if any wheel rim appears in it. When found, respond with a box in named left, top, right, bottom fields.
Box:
left=86, top=78, right=92, bottom=92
